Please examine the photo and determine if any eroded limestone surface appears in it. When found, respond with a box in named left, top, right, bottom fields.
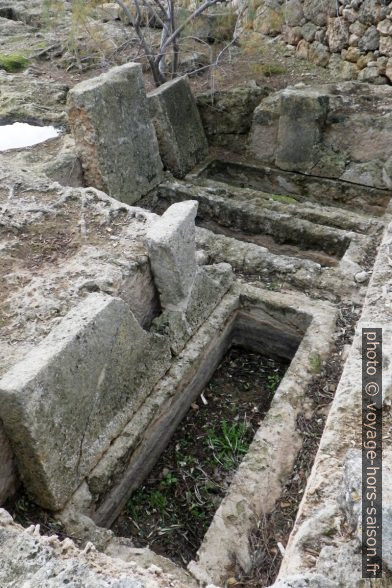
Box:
left=0, top=508, right=193, bottom=587
left=67, top=64, right=163, bottom=204
left=148, top=77, right=208, bottom=178
left=250, top=81, right=392, bottom=190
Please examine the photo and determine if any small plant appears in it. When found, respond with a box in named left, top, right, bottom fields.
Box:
left=260, top=63, right=286, bottom=77
left=267, top=372, right=281, bottom=392
left=206, top=419, right=250, bottom=469
left=149, top=490, right=168, bottom=512
left=162, top=472, right=178, bottom=487
left=0, top=53, right=29, bottom=72
left=309, top=353, right=322, bottom=374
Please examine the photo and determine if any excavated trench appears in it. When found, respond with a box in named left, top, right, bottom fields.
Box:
left=138, top=157, right=383, bottom=278
left=194, top=157, right=391, bottom=216
left=130, top=156, right=384, bottom=583
left=95, top=294, right=338, bottom=587
left=113, top=345, right=290, bottom=565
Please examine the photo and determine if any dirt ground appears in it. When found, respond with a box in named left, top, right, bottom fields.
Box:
left=113, top=346, right=289, bottom=567
left=16, top=10, right=340, bottom=98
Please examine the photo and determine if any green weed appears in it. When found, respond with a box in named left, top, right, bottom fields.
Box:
left=267, top=372, right=281, bottom=392
left=0, top=53, right=29, bottom=72
left=309, top=353, right=322, bottom=374
left=270, top=194, right=297, bottom=204
left=206, top=420, right=250, bottom=469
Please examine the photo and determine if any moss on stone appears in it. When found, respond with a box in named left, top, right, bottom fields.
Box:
left=269, top=194, right=297, bottom=204
left=0, top=53, right=29, bottom=72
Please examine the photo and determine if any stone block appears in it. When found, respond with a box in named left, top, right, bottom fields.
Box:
left=327, top=18, right=349, bottom=53
left=145, top=201, right=198, bottom=310
left=0, top=422, right=16, bottom=505
left=148, top=77, right=208, bottom=178
left=303, top=0, right=336, bottom=26
left=152, top=263, right=233, bottom=354
left=250, top=82, right=392, bottom=189
left=67, top=63, right=163, bottom=205
left=196, top=83, right=269, bottom=138
left=0, top=293, right=170, bottom=510
left=275, top=89, right=329, bottom=173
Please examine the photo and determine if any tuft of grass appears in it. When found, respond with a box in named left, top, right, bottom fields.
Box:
left=309, top=353, right=322, bottom=374
left=0, top=53, right=29, bottom=72
left=206, top=419, right=250, bottom=470
left=260, top=63, right=287, bottom=77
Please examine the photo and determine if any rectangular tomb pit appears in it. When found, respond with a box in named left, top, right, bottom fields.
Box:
left=190, top=157, right=391, bottom=216
left=90, top=285, right=336, bottom=586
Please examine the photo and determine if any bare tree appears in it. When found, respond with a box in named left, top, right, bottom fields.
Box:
left=113, top=0, right=228, bottom=86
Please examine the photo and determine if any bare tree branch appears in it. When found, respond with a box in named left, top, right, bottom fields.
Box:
left=114, top=0, right=164, bottom=84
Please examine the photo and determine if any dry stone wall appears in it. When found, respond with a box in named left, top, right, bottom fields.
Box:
left=240, top=0, right=392, bottom=84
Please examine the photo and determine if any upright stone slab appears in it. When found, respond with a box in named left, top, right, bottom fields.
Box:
left=250, top=82, right=392, bottom=189
left=145, top=201, right=198, bottom=309
left=275, top=89, right=329, bottom=174
left=0, top=293, right=171, bottom=510
left=67, top=63, right=163, bottom=204
left=148, top=77, right=208, bottom=178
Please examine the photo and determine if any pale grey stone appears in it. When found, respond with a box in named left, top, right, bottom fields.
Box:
left=283, top=0, right=304, bottom=26
left=0, top=293, right=170, bottom=510
left=148, top=76, right=208, bottom=178
left=152, top=263, right=233, bottom=354
left=146, top=201, right=198, bottom=310
left=250, top=82, right=392, bottom=188
left=354, top=270, right=369, bottom=283
left=339, top=449, right=392, bottom=572
left=358, top=0, right=382, bottom=25
left=275, top=89, right=330, bottom=173
left=358, top=65, right=385, bottom=82
left=327, top=17, right=349, bottom=52
left=271, top=574, right=338, bottom=587
left=196, top=83, right=270, bottom=138
left=67, top=63, right=163, bottom=205
left=358, top=25, right=379, bottom=51
left=308, top=41, right=330, bottom=66
left=301, top=21, right=318, bottom=42
left=0, top=509, right=190, bottom=587
left=303, top=0, right=336, bottom=26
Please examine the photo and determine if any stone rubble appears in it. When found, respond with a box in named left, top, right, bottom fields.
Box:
left=236, top=0, right=392, bottom=85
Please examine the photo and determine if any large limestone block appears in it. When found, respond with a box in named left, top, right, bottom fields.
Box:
left=148, top=77, right=208, bottom=178
left=249, top=82, right=392, bottom=189
left=0, top=293, right=170, bottom=510
left=67, top=63, right=163, bottom=205
left=146, top=201, right=198, bottom=310
left=275, top=89, right=329, bottom=173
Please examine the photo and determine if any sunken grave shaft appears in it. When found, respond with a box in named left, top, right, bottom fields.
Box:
left=67, top=63, right=163, bottom=205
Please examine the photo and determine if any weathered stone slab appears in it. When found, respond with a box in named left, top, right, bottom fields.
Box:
left=0, top=293, right=170, bottom=510
left=152, top=263, right=233, bottom=354
left=67, top=63, right=163, bottom=204
left=145, top=201, right=198, bottom=309
left=275, top=90, right=329, bottom=174
left=250, top=82, right=392, bottom=189
left=148, top=77, right=208, bottom=178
